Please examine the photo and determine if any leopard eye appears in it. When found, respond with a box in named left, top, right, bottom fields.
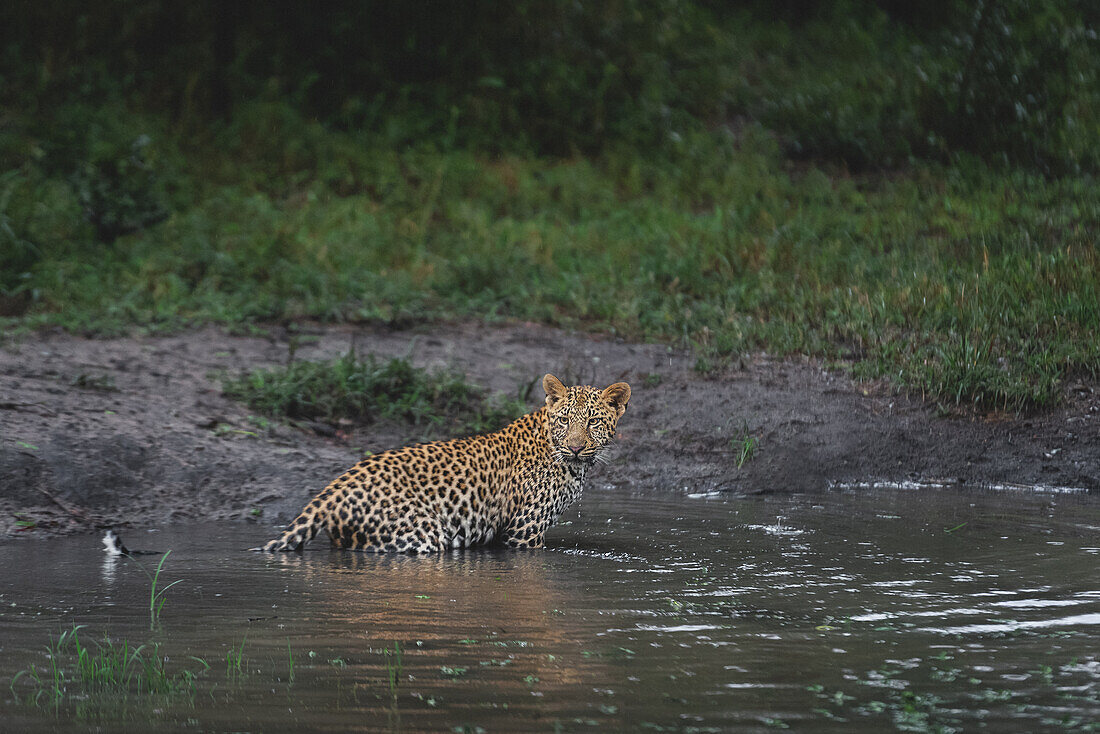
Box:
left=588, top=417, right=602, bottom=427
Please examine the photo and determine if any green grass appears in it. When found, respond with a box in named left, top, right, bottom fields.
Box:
left=7, top=130, right=1095, bottom=415
left=146, top=551, right=180, bottom=631
left=8, top=134, right=1100, bottom=413
left=2, top=5, right=1097, bottom=414
left=733, top=432, right=759, bottom=469
left=7, top=548, right=205, bottom=715
left=9, top=624, right=210, bottom=713
left=225, top=635, right=246, bottom=680
left=286, top=639, right=295, bottom=685
left=220, top=351, right=526, bottom=435
left=384, top=641, right=403, bottom=698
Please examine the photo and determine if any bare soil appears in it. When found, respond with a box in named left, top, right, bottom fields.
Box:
left=1, top=321, right=1097, bottom=537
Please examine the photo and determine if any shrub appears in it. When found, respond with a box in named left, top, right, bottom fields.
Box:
left=220, top=352, right=526, bottom=436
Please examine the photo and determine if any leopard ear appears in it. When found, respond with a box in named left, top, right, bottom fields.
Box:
left=543, top=374, right=567, bottom=407
left=601, top=382, right=631, bottom=416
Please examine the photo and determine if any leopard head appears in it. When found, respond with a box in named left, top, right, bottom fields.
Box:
left=542, top=373, right=631, bottom=467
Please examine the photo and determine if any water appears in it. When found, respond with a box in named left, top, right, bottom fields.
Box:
left=1, top=487, right=1098, bottom=732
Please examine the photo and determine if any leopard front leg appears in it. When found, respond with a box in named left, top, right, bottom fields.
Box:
left=500, top=463, right=583, bottom=548
left=500, top=522, right=546, bottom=548
left=499, top=507, right=555, bottom=548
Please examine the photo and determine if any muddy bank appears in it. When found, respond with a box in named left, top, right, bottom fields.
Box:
left=1, top=322, right=1096, bottom=537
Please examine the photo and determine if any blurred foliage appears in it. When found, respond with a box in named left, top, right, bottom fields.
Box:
left=0, top=0, right=722, bottom=153
left=0, top=0, right=1097, bottom=411
left=1, top=0, right=1095, bottom=163
left=921, top=0, right=1100, bottom=171
left=726, top=0, right=1099, bottom=171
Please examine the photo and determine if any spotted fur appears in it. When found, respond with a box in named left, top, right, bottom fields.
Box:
left=259, top=374, right=631, bottom=552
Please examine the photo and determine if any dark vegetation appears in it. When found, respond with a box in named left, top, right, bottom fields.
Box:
left=1, top=0, right=1098, bottom=412
left=220, top=352, right=527, bottom=437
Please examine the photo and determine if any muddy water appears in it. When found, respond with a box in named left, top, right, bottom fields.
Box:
left=2, top=487, right=1098, bottom=732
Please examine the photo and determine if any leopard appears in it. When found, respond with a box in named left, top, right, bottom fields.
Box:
left=258, top=373, right=631, bottom=553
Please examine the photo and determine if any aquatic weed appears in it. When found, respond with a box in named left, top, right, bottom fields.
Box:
left=225, top=635, right=247, bottom=680
left=120, top=550, right=181, bottom=631
left=286, top=639, right=295, bottom=685
left=440, top=666, right=468, bottom=679
left=9, top=625, right=80, bottom=709
left=479, top=658, right=512, bottom=667
left=384, top=642, right=403, bottom=696
left=9, top=624, right=211, bottom=712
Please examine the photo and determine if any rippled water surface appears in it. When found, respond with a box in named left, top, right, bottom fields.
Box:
left=2, top=487, right=1098, bottom=732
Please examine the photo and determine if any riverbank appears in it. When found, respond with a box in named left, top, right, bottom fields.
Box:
left=2, top=321, right=1095, bottom=538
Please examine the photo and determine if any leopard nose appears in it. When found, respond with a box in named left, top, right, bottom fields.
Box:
left=569, top=444, right=585, bottom=455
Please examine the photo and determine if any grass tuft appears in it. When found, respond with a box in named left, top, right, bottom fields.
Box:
left=147, top=551, right=180, bottom=631
left=9, top=624, right=209, bottom=712
left=733, top=432, right=760, bottom=469
left=220, top=351, right=526, bottom=436
left=384, top=641, right=403, bottom=698
left=286, top=639, right=294, bottom=685
left=225, top=635, right=246, bottom=680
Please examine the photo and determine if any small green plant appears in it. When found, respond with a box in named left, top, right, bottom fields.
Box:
left=10, top=624, right=210, bottom=711
left=146, top=551, right=181, bottom=631
left=179, top=656, right=210, bottom=695
left=286, top=639, right=294, bottom=684
left=732, top=432, right=759, bottom=468
left=693, top=357, right=715, bottom=376
left=384, top=641, right=403, bottom=696
left=1031, top=665, right=1055, bottom=684
left=10, top=625, right=81, bottom=709
left=73, top=629, right=146, bottom=693
left=226, top=635, right=247, bottom=680
left=246, top=414, right=272, bottom=431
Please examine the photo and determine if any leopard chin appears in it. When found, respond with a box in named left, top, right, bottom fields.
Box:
left=553, top=450, right=596, bottom=467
